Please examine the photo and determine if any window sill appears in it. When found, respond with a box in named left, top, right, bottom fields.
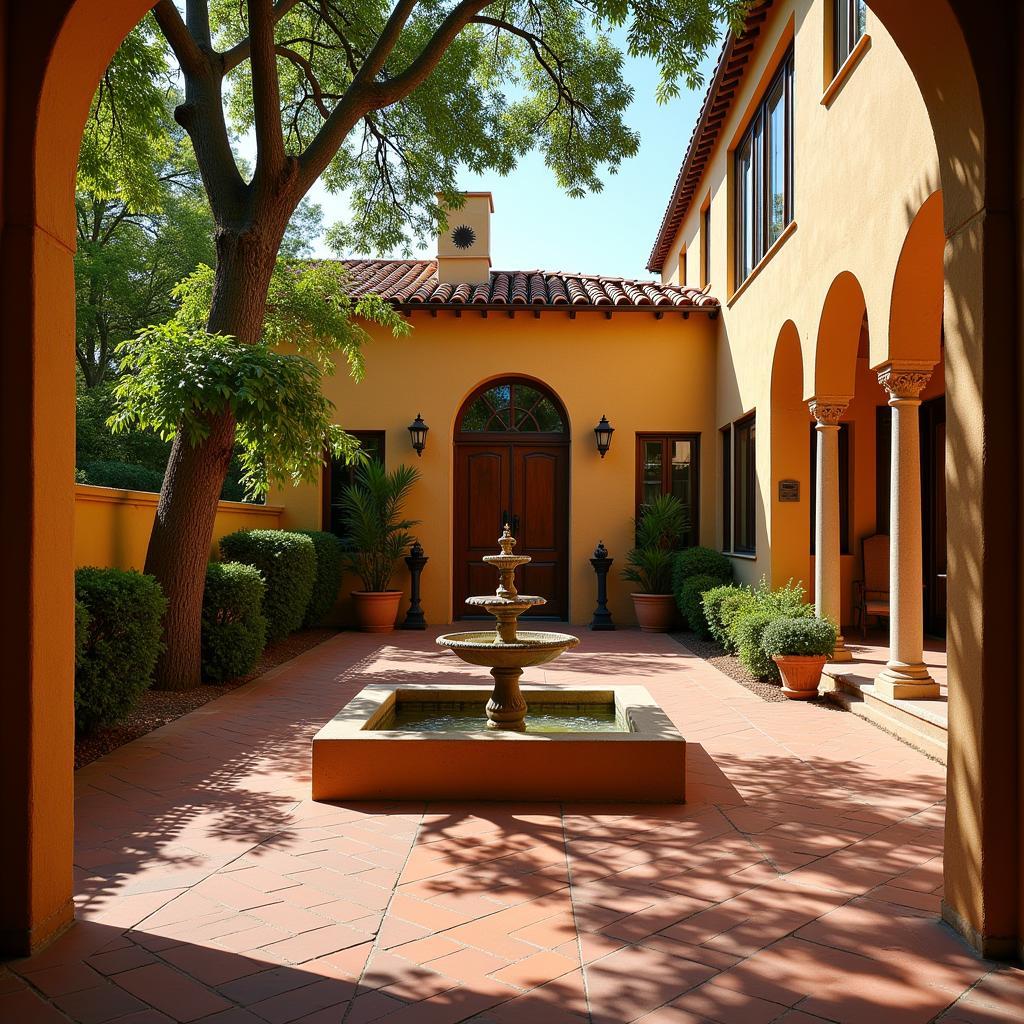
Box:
left=821, top=34, right=871, bottom=108
left=727, top=551, right=757, bottom=561
left=727, top=220, right=798, bottom=307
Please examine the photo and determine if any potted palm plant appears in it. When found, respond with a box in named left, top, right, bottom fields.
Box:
left=760, top=616, right=838, bottom=699
left=338, top=461, right=421, bottom=632
left=621, top=494, right=689, bottom=632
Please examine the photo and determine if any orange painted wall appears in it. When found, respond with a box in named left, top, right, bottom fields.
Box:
left=74, top=484, right=284, bottom=570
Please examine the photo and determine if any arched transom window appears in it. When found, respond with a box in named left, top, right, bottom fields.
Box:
left=458, top=381, right=568, bottom=434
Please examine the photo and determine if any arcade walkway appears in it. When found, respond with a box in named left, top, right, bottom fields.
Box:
left=2, top=629, right=1019, bottom=1023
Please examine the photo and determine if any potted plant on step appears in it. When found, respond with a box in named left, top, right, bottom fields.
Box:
left=621, top=494, right=689, bottom=632
left=338, top=461, right=421, bottom=632
left=760, top=616, right=839, bottom=699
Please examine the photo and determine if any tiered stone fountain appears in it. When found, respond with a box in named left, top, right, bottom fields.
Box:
left=437, top=525, right=580, bottom=730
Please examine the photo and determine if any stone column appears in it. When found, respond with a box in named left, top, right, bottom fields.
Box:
left=876, top=362, right=939, bottom=699
left=809, top=398, right=852, bottom=661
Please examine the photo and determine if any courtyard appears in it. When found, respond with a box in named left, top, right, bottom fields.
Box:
left=3, top=628, right=1019, bottom=1023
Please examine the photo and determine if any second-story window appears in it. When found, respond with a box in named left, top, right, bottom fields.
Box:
left=701, top=205, right=711, bottom=287
left=735, top=48, right=794, bottom=285
left=834, top=0, right=867, bottom=73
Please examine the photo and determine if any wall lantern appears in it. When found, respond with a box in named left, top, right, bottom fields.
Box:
left=408, top=413, right=429, bottom=457
left=594, top=415, right=615, bottom=458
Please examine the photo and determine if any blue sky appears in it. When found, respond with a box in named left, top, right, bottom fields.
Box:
left=295, top=45, right=720, bottom=280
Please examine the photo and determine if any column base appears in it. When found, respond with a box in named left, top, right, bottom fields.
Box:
left=875, top=663, right=939, bottom=700
left=830, top=637, right=853, bottom=663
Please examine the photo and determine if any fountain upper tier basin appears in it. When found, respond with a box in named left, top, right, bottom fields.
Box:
left=437, top=630, right=579, bottom=668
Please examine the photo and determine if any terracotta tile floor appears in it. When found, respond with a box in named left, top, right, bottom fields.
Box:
left=4, top=628, right=1022, bottom=1023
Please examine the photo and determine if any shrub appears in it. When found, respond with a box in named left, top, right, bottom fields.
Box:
left=718, top=589, right=756, bottom=652
left=761, top=616, right=838, bottom=660
left=673, top=546, right=733, bottom=586
left=220, top=529, right=316, bottom=641
left=297, top=530, right=344, bottom=626
left=201, top=562, right=267, bottom=682
left=74, top=567, right=166, bottom=733
left=733, top=608, right=780, bottom=681
left=677, top=574, right=721, bottom=637
left=74, top=600, right=90, bottom=671
left=701, top=584, right=744, bottom=646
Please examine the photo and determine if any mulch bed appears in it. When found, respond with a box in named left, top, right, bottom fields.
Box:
left=74, top=628, right=339, bottom=769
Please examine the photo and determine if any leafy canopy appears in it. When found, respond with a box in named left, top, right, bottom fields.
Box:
left=109, top=262, right=410, bottom=499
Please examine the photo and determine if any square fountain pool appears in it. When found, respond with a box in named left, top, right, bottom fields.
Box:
left=312, top=684, right=685, bottom=803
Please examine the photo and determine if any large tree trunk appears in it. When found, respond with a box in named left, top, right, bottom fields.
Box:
left=146, top=226, right=281, bottom=690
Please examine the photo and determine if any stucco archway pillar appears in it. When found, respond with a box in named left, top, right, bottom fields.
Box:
left=876, top=362, right=939, bottom=699
left=809, top=398, right=852, bottom=661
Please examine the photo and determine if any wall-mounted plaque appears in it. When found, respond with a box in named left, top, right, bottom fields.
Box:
left=778, top=479, right=800, bottom=502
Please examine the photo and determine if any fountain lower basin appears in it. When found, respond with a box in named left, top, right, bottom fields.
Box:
left=311, top=683, right=686, bottom=802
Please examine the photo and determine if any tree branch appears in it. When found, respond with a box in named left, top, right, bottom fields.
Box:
left=276, top=45, right=331, bottom=117
left=221, top=0, right=304, bottom=73
left=248, top=0, right=287, bottom=181
left=297, top=0, right=490, bottom=191
left=186, top=0, right=213, bottom=49
left=152, top=0, right=208, bottom=77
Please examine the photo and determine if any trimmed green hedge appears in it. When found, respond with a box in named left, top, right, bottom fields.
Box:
left=733, top=608, right=780, bottom=681
left=673, top=546, right=733, bottom=586
left=74, top=567, right=166, bottom=733
left=201, top=562, right=267, bottom=682
left=761, top=616, right=837, bottom=659
left=677, top=573, right=721, bottom=637
left=297, top=530, right=344, bottom=627
left=79, top=460, right=165, bottom=493
left=74, top=600, right=90, bottom=671
left=219, top=529, right=316, bottom=641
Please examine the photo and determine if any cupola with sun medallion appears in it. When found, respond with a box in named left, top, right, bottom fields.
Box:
left=436, top=191, right=493, bottom=285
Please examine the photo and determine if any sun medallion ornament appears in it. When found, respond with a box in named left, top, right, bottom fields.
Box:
left=451, top=224, right=476, bottom=249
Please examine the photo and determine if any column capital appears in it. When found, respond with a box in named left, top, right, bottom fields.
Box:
left=877, top=360, right=934, bottom=401
left=808, top=396, right=850, bottom=425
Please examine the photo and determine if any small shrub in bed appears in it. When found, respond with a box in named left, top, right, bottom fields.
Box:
left=219, top=529, right=316, bottom=641
left=718, top=589, right=756, bottom=653
left=677, top=574, right=722, bottom=637
left=201, top=562, right=267, bottom=682
left=74, top=567, right=166, bottom=733
left=732, top=608, right=780, bottom=681
left=74, top=600, right=90, bottom=671
left=672, top=546, right=733, bottom=587
left=297, top=530, right=344, bottom=627
left=701, top=584, right=744, bottom=646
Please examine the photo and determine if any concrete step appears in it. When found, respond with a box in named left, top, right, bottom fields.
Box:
left=820, top=671, right=947, bottom=764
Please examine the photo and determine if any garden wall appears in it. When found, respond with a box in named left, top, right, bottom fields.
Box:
left=74, top=484, right=283, bottom=570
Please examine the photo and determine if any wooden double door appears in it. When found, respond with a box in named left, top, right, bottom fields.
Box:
left=453, top=441, right=569, bottom=620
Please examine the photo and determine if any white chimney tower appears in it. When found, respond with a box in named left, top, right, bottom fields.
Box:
left=436, top=191, right=493, bottom=285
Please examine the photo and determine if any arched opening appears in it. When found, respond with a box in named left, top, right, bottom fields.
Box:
left=769, top=321, right=811, bottom=591
left=812, top=271, right=867, bottom=401
left=452, top=376, right=570, bottom=621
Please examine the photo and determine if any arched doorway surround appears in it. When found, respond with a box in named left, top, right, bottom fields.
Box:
left=453, top=377, right=570, bottom=620
left=0, top=0, right=1020, bottom=961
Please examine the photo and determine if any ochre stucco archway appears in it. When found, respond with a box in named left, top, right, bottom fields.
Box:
left=0, top=0, right=1020, bottom=961
left=811, top=271, right=866, bottom=401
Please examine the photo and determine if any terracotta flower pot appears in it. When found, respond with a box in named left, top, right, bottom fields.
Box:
left=773, top=654, right=828, bottom=700
left=631, top=593, right=677, bottom=632
left=351, top=591, right=402, bottom=633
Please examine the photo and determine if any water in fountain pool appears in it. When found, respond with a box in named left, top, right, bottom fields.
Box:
left=373, top=701, right=628, bottom=733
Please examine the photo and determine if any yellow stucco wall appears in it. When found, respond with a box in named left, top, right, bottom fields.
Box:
left=273, top=311, right=719, bottom=626
left=74, top=484, right=283, bottom=570
left=661, top=0, right=943, bottom=607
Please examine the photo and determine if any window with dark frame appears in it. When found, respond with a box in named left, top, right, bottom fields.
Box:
left=735, top=48, right=794, bottom=286
left=834, top=0, right=867, bottom=74
left=732, top=415, right=757, bottom=554
left=721, top=426, right=732, bottom=553
left=635, top=434, right=700, bottom=548
left=809, top=421, right=852, bottom=555
left=323, top=431, right=385, bottom=537
left=701, top=205, right=711, bottom=287
left=680, top=248, right=688, bottom=287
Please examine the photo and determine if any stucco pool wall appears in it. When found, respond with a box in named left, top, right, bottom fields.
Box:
left=312, top=684, right=686, bottom=803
